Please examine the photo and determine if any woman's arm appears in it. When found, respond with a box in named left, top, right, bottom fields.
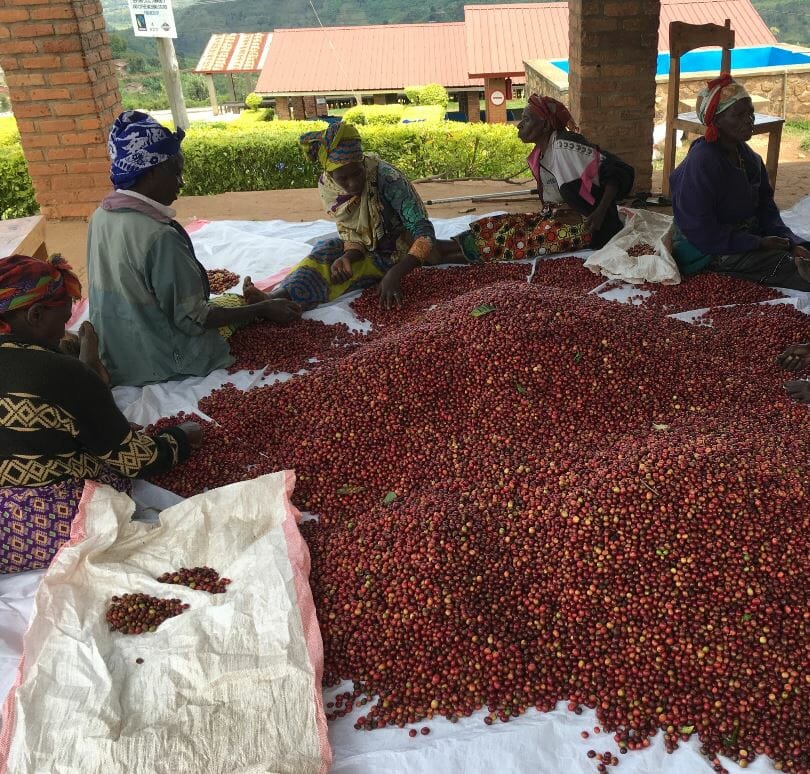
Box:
left=755, top=157, right=802, bottom=247
left=62, top=359, right=194, bottom=478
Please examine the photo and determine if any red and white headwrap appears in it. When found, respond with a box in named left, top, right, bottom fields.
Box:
left=696, top=73, right=751, bottom=142
left=527, top=95, right=579, bottom=133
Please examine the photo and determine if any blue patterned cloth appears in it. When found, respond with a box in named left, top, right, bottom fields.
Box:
left=108, top=111, right=185, bottom=189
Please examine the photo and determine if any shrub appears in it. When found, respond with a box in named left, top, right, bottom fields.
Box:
left=181, top=121, right=327, bottom=193
left=245, top=92, right=262, bottom=111
left=401, top=105, right=445, bottom=124
left=0, top=118, right=529, bottom=218
left=343, top=104, right=405, bottom=126
left=0, top=95, right=9, bottom=114
left=0, top=142, right=38, bottom=219
left=404, top=83, right=449, bottom=108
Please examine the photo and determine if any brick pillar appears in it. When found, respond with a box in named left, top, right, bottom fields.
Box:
left=290, top=96, right=306, bottom=120
left=373, top=93, right=386, bottom=105
left=484, top=77, right=507, bottom=124
left=316, top=98, right=328, bottom=118
left=0, top=0, right=122, bottom=220
left=568, top=0, right=660, bottom=194
left=462, top=91, right=480, bottom=123
left=275, top=96, right=291, bottom=120
left=302, top=95, right=318, bottom=119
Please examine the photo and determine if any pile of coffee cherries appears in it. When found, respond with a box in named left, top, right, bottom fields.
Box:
left=148, top=266, right=808, bottom=772
left=106, top=593, right=188, bottom=635
left=207, top=268, right=241, bottom=295
left=157, top=566, right=231, bottom=594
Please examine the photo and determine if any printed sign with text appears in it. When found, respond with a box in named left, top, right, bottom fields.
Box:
left=127, top=0, right=177, bottom=38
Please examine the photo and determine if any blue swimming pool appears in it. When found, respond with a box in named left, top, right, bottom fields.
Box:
left=549, top=46, right=810, bottom=76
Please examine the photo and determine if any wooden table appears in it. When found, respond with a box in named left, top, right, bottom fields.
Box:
left=0, top=215, right=48, bottom=261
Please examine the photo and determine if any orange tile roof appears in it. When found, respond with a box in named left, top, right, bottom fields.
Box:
left=256, top=23, right=485, bottom=94
left=255, top=0, right=776, bottom=93
left=465, top=0, right=776, bottom=77
left=465, top=3, right=568, bottom=78
left=194, top=33, right=273, bottom=74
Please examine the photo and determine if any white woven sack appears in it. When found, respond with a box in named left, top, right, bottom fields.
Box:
left=0, top=472, right=330, bottom=774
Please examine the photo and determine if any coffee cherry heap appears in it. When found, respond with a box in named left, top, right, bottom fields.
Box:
left=157, top=566, right=231, bottom=594
left=106, top=593, right=189, bottom=635
left=228, top=319, right=359, bottom=375
left=149, top=269, right=809, bottom=773
left=207, top=268, right=241, bottom=295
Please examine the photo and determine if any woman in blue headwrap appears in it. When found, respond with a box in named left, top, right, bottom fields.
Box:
left=87, top=111, right=301, bottom=387
left=271, top=122, right=465, bottom=311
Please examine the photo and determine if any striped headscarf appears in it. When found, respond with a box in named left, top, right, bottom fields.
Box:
left=300, top=122, right=364, bottom=172
left=696, top=74, right=751, bottom=142
left=527, top=94, right=579, bottom=133
left=0, top=254, right=82, bottom=333
left=108, top=110, right=185, bottom=189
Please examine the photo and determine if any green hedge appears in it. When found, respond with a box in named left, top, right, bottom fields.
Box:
left=343, top=104, right=405, bottom=125
left=0, top=117, right=529, bottom=218
left=404, top=83, right=449, bottom=108
left=0, top=120, right=37, bottom=220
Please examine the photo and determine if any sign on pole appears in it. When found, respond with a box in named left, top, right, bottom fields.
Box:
left=127, top=0, right=177, bottom=39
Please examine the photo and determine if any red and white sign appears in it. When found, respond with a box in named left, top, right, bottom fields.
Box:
left=489, top=90, right=505, bottom=107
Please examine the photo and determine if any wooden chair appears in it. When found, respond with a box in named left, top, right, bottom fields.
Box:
left=661, top=19, right=785, bottom=196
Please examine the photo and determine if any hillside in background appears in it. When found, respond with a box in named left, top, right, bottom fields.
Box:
left=101, top=0, right=809, bottom=65
left=752, top=0, right=810, bottom=46
left=98, top=0, right=808, bottom=113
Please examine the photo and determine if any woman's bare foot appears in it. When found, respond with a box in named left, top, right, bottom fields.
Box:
left=78, top=321, right=110, bottom=385
left=784, top=380, right=810, bottom=404
left=242, top=275, right=270, bottom=305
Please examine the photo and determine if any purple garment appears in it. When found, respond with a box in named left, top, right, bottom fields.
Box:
left=1, top=470, right=130, bottom=575
left=669, top=138, right=801, bottom=256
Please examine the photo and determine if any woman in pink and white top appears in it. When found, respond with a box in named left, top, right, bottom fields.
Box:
left=517, top=94, right=635, bottom=249
left=456, top=95, right=635, bottom=264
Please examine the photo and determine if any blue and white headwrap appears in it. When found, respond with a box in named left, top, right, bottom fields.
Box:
left=108, top=110, right=185, bottom=189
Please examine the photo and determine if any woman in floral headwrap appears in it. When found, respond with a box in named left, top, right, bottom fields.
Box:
left=456, top=95, right=635, bottom=263
left=0, top=255, right=201, bottom=574
left=670, top=75, right=810, bottom=289
left=272, top=122, right=465, bottom=310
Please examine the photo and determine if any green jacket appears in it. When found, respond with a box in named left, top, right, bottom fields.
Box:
left=87, top=195, right=232, bottom=387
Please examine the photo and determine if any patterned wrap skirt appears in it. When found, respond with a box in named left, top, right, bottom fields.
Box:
left=0, top=469, right=130, bottom=575
left=456, top=214, right=591, bottom=263
left=278, top=237, right=400, bottom=311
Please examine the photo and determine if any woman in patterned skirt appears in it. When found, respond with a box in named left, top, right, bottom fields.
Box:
left=0, top=254, right=202, bottom=574
left=456, top=95, right=635, bottom=263
left=272, top=122, right=465, bottom=311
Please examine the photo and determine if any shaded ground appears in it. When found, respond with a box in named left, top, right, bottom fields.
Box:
left=49, top=132, right=810, bottom=288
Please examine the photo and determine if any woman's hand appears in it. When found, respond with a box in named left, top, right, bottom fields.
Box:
left=331, top=249, right=364, bottom=284
left=784, top=380, right=810, bottom=404
left=257, top=299, right=302, bottom=324
left=777, top=343, right=810, bottom=372
left=759, top=236, right=791, bottom=251
left=178, top=421, right=204, bottom=450
left=582, top=206, right=607, bottom=235
left=378, top=267, right=405, bottom=310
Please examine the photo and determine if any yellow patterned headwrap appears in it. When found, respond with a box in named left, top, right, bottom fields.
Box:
left=300, top=122, right=363, bottom=172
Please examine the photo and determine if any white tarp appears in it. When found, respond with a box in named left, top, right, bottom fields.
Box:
left=3, top=211, right=808, bottom=774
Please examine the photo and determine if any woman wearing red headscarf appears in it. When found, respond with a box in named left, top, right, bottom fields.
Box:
left=457, top=95, right=635, bottom=263
left=0, top=254, right=201, bottom=574
left=669, top=74, right=810, bottom=289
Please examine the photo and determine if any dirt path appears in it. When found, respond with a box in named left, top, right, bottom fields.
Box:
left=49, top=133, right=810, bottom=288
